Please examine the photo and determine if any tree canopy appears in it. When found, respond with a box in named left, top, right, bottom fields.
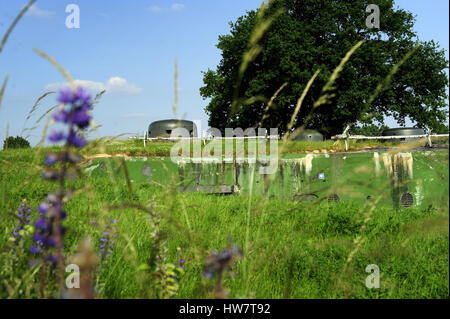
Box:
left=200, top=0, right=449, bottom=137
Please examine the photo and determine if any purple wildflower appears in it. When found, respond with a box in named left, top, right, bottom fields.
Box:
left=53, top=109, right=69, bottom=123
left=45, top=154, right=58, bottom=167
left=30, top=86, right=94, bottom=284
left=99, top=217, right=118, bottom=261
left=55, top=87, right=92, bottom=130
left=49, top=86, right=93, bottom=149
left=31, top=195, right=66, bottom=265
left=12, top=200, right=32, bottom=242
left=48, top=131, right=65, bottom=143
left=37, top=202, right=49, bottom=214
left=34, top=217, right=47, bottom=230
left=57, top=87, right=73, bottom=104
left=71, top=106, right=91, bottom=128
left=30, top=245, right=42, bottom=254
left=9, top=200, right=33, bottom=259
left=67, top=130, right=87, bottom=148
left=57, top=87, right=91, bottom=107
left=176, top=247, right=185, bottom=270
left=179, top=259, right=185, bottom=270
left=203, top=245, right=242, bottom=279
left=41, top=170, right=60, bottom=181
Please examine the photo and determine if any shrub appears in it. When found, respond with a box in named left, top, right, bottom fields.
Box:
left=2, top=136, right=31, bottom=150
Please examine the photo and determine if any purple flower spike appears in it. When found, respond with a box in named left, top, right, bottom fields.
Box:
left=35, top=217, right=47, bottom=229
left=31, top=86, right=94, bottom=266
left=58, top=87, right=91, bottom=106
left=38, top=202, right=49, bottom=213
left=50, top=87, right=93, bottom=148
left=10, top=200, right=32, bottom=248
left=45, top=154, right=58, bottom=167
left=30, top=246, right=41, bottom=254
left=46, top=254, right=59, bottom=264
left=74, top=88, right=91, bottom=106
left=47, top=237, right=56, bottom=247
left=32, top=233, right=46, bottom=243
left=72, top=109, right=91, bottom=129
left=47, top=193, right=60, bottom=204
left=67, top=131, right=86, bottom=148
left=48, top=131, right=65, bottom=143
left=57, top=87, right=73, bottom=104
left=99, top=218, right=118, bottom=261
left=53, top=110, right=69, bottom=123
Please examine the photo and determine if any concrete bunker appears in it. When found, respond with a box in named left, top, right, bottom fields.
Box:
left=148, top=119, right=198, bottom=138
left=292, top=129, right=324, bottom=142
left=382, top=127, right=425, bottom=143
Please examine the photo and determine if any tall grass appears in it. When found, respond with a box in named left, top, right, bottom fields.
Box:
left=0, top=0, right=35, bottom=53
left=0, top=0, right=448, bottom=300
left=1, top=151, right=447, bottom=298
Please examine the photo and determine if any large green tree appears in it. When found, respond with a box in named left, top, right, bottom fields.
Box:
left=200, top=0, right=449, bottom=137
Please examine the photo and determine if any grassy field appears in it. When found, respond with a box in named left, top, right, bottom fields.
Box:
left=0, top=0, right=448, bottom=300
left=0, top=145, right=448, bottom=299
left=80, top=137, right=448, bottom=158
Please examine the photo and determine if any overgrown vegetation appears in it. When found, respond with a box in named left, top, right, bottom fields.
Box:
left=0, top=0, right=448, bottom=300
left=0, top=147, right=448, bottom=298
left=2, top=136, right=31, bottom=150
left=80, top=137, right=449, bottom=158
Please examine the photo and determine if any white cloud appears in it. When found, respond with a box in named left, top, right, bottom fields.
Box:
left=148, top=3, right=185, bottom=13
left=26, top=4, right=55, bottom=18
left=106, top=77, right=143, bottom=95
left=45, top=77, right=143, bottom=96
left=148, top=5, right=163, bottom=13
left=170, top=3, right=185, bottom=11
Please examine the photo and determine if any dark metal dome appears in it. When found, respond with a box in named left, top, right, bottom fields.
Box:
left=382, top=127, right=425, bottom=143
left=148, top=119, right=197, bottom=138
left=293, top=129, right=324, bottom=142
left=382, top=127, right=425, bottom=137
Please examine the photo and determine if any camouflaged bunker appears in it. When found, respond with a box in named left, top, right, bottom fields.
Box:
left=382, top=127, right=425, bottom=143
left=292, top=129, right=324, bottom=142
left=148, top=119, right=198, bottom=138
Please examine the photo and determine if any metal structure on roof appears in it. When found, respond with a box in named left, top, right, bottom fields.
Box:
left=382, top=127, right=425, bottom=143
left=148, top=119, right=198, bottom=138
left=292, top=129, right=324, bottom=142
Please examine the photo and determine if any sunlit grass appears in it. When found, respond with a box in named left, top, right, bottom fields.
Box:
left=0, top=147, right=448, bottom=298
left=0, top=0, right=448, bottom=300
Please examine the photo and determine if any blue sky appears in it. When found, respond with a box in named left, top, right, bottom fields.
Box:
left=0, top=0, right=448, bottom=146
